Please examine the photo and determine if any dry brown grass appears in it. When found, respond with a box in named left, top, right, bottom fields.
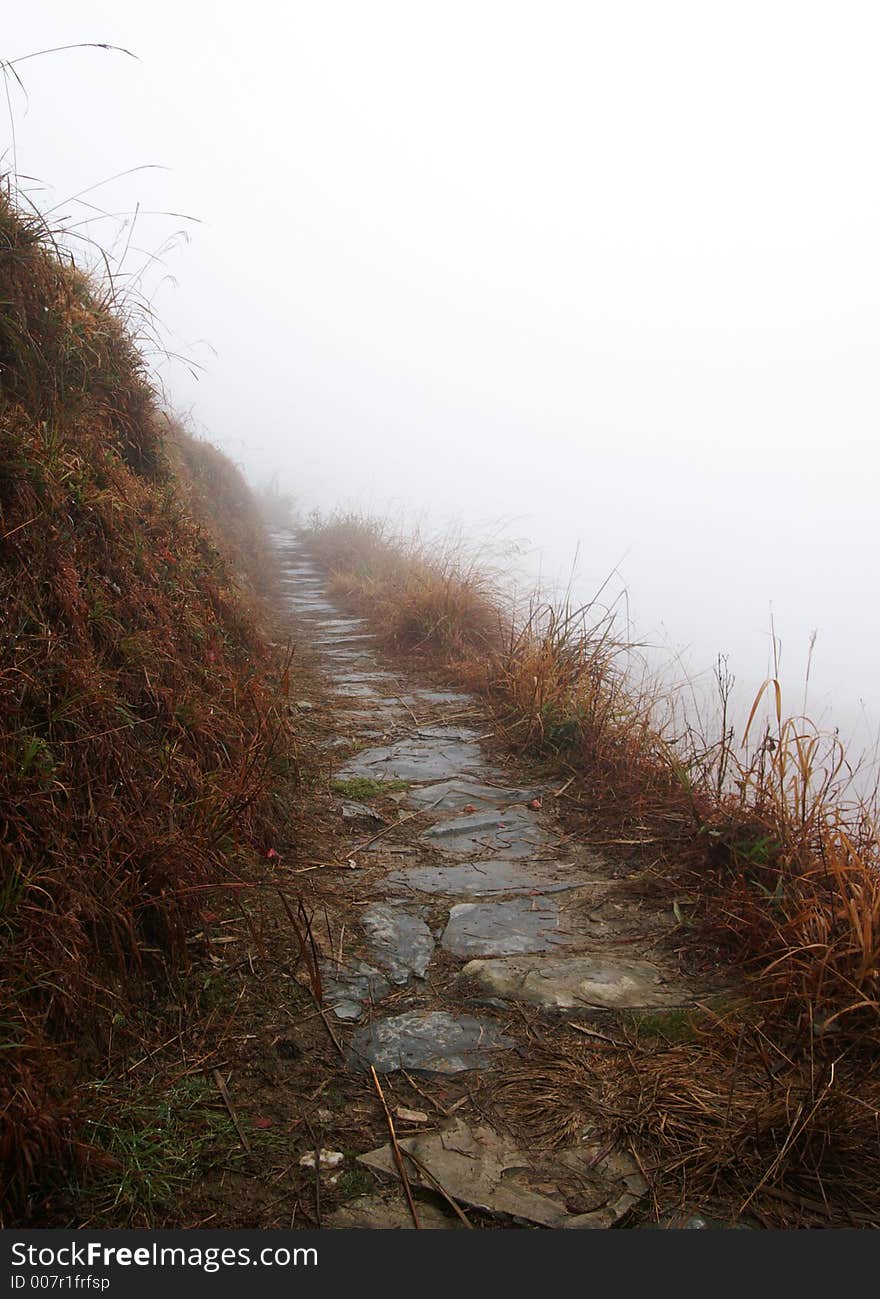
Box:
left=0, top=187, right=293, bottom=1221
left=306, top=512, right=504, bottom=659
left=170, top=420, right=280, bottom=602
left=303, top=509, right=880, bottom=1221
left=494, top=1022, right=880, bottom=1225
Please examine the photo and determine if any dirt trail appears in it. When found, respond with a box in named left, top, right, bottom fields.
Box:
left=222, top=531, right=727, bottom=1231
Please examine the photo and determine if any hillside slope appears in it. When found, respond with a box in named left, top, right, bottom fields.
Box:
left=0, top=190, right=290, bottom=1220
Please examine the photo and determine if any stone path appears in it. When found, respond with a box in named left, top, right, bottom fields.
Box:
left=273, top=533, right=708, bottom=1228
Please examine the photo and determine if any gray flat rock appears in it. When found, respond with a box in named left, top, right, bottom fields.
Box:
left=338, top=727, right=484, bottom=783
left=313, top=618, right=368, bottom=632
left=358, top=1118, right=646, bottom=1228
left=341, top=800, right=386, bottom=823
left=321, top=958, right=391, bottom=1021
left=312, top=634, right=374, bottom=646
left=334, top=681, right=390, bottom=698
left=332, top=670, right=398, bottom=685
left=442, top=897, right=569, bottom=957
left=361, top=903, right=434, bottom=984
left=286, top=598, right=339, bottom=614
left=406, top=779, right=544, bottom=812
left=321, top=653, right=376, bottom=669
left=459, top=952, right=692, bottom=1010
left=349, top=1011, right=514, bottom=1074
left=422, top=805, right=553, bottom=857
left=386, top=859, right=593, bottom=897
left=401, top=688, right=475, bottom=707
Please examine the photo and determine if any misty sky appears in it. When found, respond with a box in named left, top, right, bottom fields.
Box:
left=4, top=2, right=880, bottom=748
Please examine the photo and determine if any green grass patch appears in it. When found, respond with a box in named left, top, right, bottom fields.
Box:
left=630, top=995, right=749, bottom=1045
left=334, top=1166, right=375, bottom=1201
left=630, top=1006, right=703, bottom=1044
left=331, top=777, right=408, bottom=799
left=70, top=1076, right=241, bottom=1225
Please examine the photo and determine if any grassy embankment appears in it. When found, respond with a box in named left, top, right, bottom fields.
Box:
left=0, top=188, right=295, bottom=1222
left=303, top=510, right=880, bottom=1223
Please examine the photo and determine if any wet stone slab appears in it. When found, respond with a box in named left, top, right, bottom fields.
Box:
left=333, top=681, right=391, bottom=699
left=361, top=903, right=434, bottom=984
left=279, top=585, right=324, bottom=599
left=358, top=1118, right=646, bottom=1228
left=320, top=657, right=376, bottom=673
left=385, top=859, right=596, bottom=897
left=348, top=1011, right=514, bottom=1074
left=337, top=727, right=485, bottom=783
left=280, top=584, right=330, bottom=598
left=279, top=562, right=321, bottom=575
left=285, top=598, right=340, bottom=615
left=400, top=688, right=476, bottom=707
left=341, top=799, right=386, bottom=823
left=459, top=952, right=692, bottom=1010
left=312, top=633, right=374, bottom=646
left=421, top=805, right=553, bottom=858
left=331, top=671, right=399, bottom=688
left=442, top=897, right=569, bottom=958
left=405, top=779, right=543, bottom=813
left=319, top=648, right=374, bottom=663
left=320, top=958, right=390, bottom=1021
left=312, top=618, right=368, bottom=633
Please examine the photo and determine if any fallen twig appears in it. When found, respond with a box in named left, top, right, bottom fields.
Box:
left=213, top=1068, right=252, bottom=1157
left=567, top=1022, right=626, bottom=1048
left=398, top=1148, right=473, bottom=1228
left=371, top=1066, right=421, bottom=1229
left=303, top=1116, right=322, bottom=1228
left=350, top=796, right=445, bottom=854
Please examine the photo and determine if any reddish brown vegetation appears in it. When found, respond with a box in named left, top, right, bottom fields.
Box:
left=0, top=192, right=291, bottom=1220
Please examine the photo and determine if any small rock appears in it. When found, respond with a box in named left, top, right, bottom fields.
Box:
left=341, top=799, right=386, bottom=824
left=295, top=700, right=315, bottom=712
left=394, top=1106, right=429, bottom=1124
left=299, top=1149, right=344, bottom=1170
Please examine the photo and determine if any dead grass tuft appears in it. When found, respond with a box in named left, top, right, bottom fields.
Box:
left=306, top=511, right=504, bottom=659
left=494, top=1019, right=880, bottom=1225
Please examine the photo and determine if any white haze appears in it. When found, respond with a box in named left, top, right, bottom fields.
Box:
left=5, top=1, right=880, bottom=759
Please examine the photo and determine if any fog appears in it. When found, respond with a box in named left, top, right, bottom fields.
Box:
left=5, top=2, right=880, bottom=753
